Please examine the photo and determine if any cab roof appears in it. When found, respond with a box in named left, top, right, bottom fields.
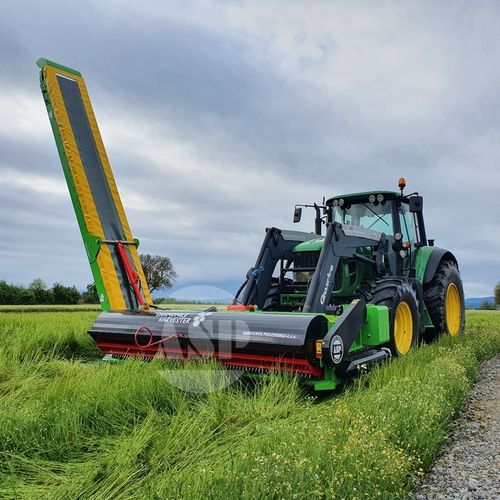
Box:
left=326, top=190, right=401, bottom=206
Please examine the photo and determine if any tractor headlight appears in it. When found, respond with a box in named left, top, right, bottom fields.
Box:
left=368, top=194, right=376, bottom=203
left=377, top=194, right=384, bottom=202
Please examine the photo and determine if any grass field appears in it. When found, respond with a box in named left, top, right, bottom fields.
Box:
left=0, top=310, right=499, bottom=499
left=0, top=303, right=220, bottom=313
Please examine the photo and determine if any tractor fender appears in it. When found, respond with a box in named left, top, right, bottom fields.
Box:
left=422, top=248, right=458, bottom=284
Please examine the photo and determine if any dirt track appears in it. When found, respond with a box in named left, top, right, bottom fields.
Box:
left=414, top=354, right=500, bottom=499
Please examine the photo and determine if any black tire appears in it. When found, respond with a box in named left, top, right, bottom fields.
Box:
left=262, top=285, right=279, bottom=311
left=262, top=278, right=293, bottom=311
left=359, top=278, right=421, bottom=356
left=423, top=260, right=465, bottom=337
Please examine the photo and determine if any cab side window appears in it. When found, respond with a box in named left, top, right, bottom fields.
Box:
left=400, top=204, right=416, bottom=244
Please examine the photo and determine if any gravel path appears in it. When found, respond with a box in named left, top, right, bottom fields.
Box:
left=414, top=354, right=500, bottom=499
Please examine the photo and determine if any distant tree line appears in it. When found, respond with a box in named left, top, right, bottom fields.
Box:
left=153, top=297, right=221, bottom=305
left=478, top=282, right=500, bottom=310
left=479, top=300, right=497, bottom=310
left=0, top=254, right=177, bottom=306
left=0, top=279, right=98, bottom=305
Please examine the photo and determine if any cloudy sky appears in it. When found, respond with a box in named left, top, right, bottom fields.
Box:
left=0, top=0, right=499, bottom=299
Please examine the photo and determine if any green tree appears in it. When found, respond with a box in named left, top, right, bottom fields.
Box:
left=479, top=300, right=496, bottom=310
left=495, top=282, right=500, bottom=307
left=81, top=283, right=99, bottom=303
left=52, top=283, right=80, bottom=304
left=0, top=280, right=9, bottom=304
left=17, top=288, right=36, bottom=305
left=30, top=278, right=47, bottom=290
left=29, top=278, right=52, bottom=304
left=0, top=280, right=32, bottom=304
left=140, top=254, right=177, bottom=293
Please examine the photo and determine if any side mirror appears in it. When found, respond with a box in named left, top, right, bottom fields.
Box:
left=293, top=206, right=302, bottom=223
left=409, top=196, right=423, bottom=213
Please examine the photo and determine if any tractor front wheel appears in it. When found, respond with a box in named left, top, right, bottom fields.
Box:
left=360, top=278, right=420, bottom=356
left=424, top=261, right=465, bottom=337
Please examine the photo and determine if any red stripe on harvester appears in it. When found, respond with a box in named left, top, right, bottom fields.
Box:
left=115, top=241, right=147, bottom=309
left=96, top=341, right=323, bottom=377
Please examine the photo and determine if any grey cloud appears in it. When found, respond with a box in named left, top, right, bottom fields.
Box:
left=0, top=0, right=499, bottom=298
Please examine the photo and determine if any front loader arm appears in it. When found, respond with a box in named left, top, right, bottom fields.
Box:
left=303, top=223, right=384, bottom=313
left=239, top=228, right=317, bottom=309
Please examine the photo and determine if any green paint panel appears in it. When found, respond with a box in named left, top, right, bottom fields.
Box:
left=361, top=305, right=390, bottom=345
left=293, top=237, right=325, bottom=253
left=413, top=246, right=440, bottom=329
left=36, top=58, right=82, bottom=76
left=413, top=246, right=435, bottom=282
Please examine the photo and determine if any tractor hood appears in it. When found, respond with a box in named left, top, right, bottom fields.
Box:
left=293, top=237, right=325, bottom=253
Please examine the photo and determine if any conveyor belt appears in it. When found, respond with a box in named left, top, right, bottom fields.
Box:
left=37, top=58, right=151, bottom=310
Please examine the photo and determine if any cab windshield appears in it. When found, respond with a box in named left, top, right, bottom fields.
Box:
left=332, top=201, right=394, bottom=235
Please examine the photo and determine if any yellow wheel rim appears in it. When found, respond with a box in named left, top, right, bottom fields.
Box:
left=394, top=301, right=413, bottom=355
left=446, top=283, right=461, bottom=336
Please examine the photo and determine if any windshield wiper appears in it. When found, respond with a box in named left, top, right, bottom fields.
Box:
left=363, top=203, right=390, bottom=228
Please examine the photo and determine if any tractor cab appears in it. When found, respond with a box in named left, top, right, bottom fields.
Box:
left=329, top=191, right=403, bottom=237
left=276, top=179, right=430, bottom=309
left=326, top=186, right=427, bottom=277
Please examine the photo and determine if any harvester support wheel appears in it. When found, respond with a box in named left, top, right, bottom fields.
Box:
left=360, top=278, right=420, bottom=357
left=424, top=260, right=465, bottom=337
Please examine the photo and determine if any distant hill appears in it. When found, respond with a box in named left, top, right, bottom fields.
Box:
left=465, top=296, right=496, bottom=309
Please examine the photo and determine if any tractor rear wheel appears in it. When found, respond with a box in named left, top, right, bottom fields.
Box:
left=424, top=261, right=465, bottom=337
left=360, top=278, right=420, bottom=356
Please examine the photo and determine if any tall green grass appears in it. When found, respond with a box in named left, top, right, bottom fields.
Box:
left=0, top=310, right=499, bottom=499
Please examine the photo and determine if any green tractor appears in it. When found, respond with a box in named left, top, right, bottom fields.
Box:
left=231, top=178, right=465, bottom=387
